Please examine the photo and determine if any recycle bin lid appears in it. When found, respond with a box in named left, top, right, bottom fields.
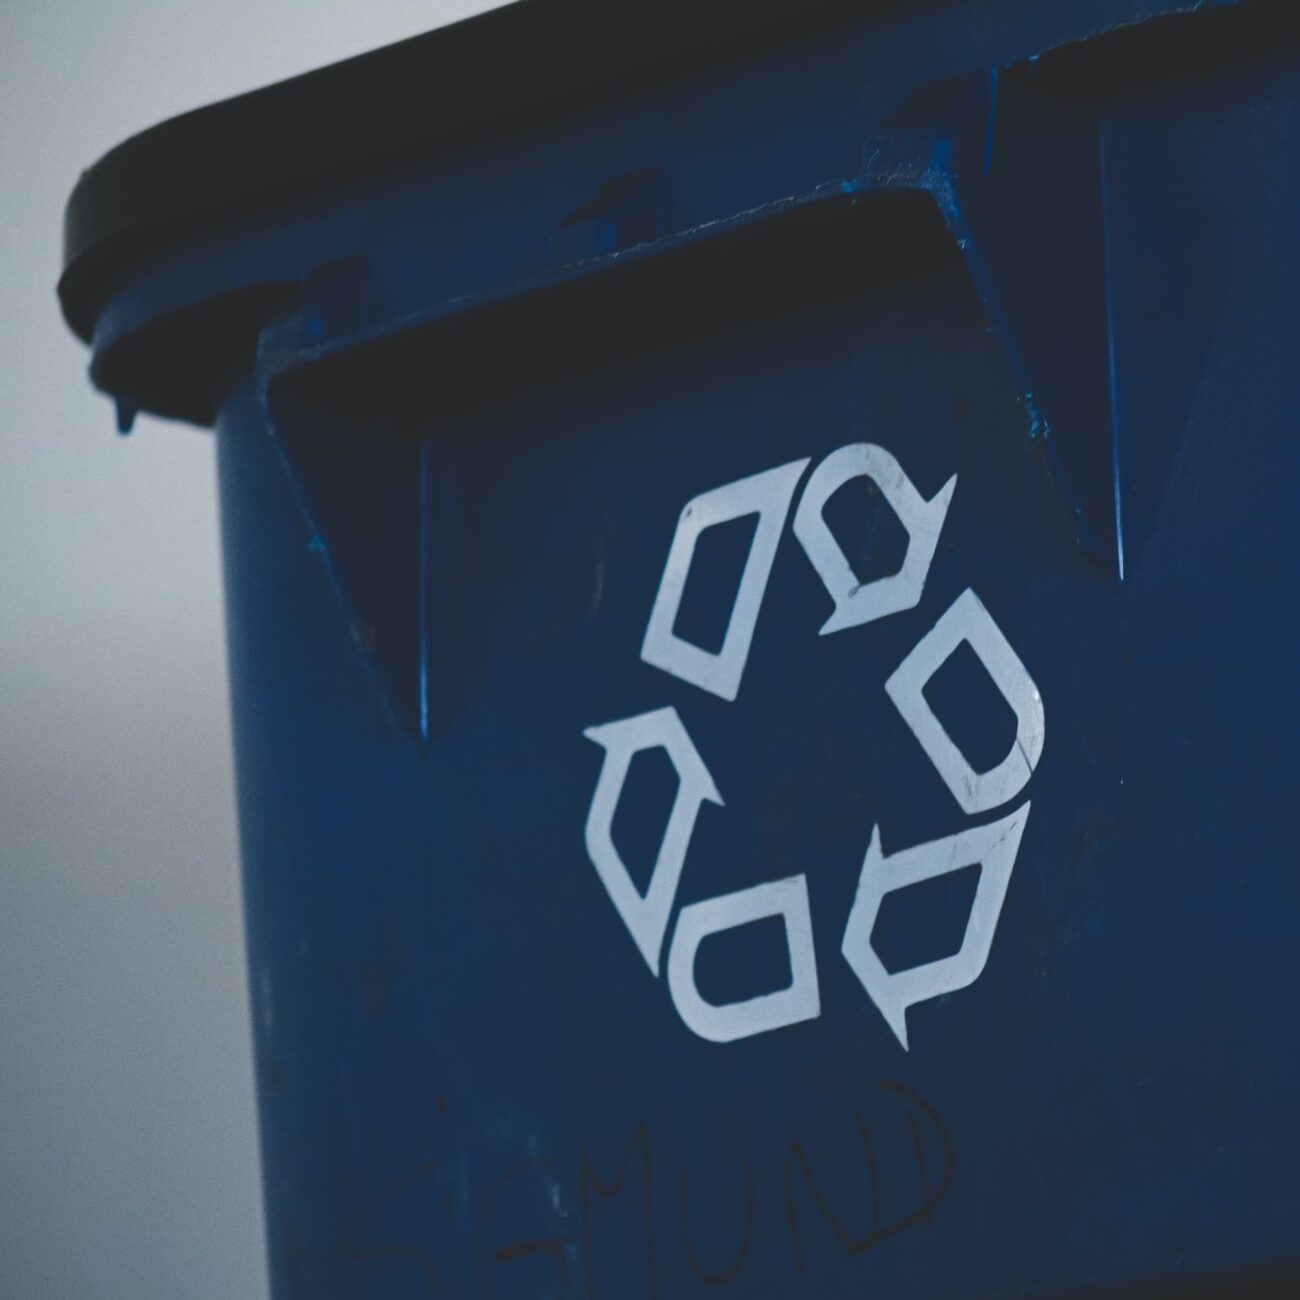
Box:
left=59, top=0, right=892, bottom=344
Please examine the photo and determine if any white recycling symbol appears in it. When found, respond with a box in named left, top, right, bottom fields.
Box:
left=583, top=444, right=1045, bottom=1049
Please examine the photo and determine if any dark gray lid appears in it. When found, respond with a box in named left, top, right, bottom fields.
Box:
left=59, top=0, right=891, bottom=342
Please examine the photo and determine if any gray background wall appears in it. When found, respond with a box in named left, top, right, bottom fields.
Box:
left=0, top=3, right=503, bottom=1295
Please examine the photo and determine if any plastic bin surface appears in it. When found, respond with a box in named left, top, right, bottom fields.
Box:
left=60, top=1, right=1300, bottom=1296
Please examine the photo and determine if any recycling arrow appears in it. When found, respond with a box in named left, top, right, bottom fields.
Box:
left=840, top=804, right=1032, bottom=1049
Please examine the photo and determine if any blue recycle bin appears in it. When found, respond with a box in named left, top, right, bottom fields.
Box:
left=61, top=1, right=1299, bottom=1296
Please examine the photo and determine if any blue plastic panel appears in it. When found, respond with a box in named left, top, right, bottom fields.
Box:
left=213, top=16, right=1300, bottom=1289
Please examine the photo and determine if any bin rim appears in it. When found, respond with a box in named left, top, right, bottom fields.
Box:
left=58, top=0, right=906, bottom=344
